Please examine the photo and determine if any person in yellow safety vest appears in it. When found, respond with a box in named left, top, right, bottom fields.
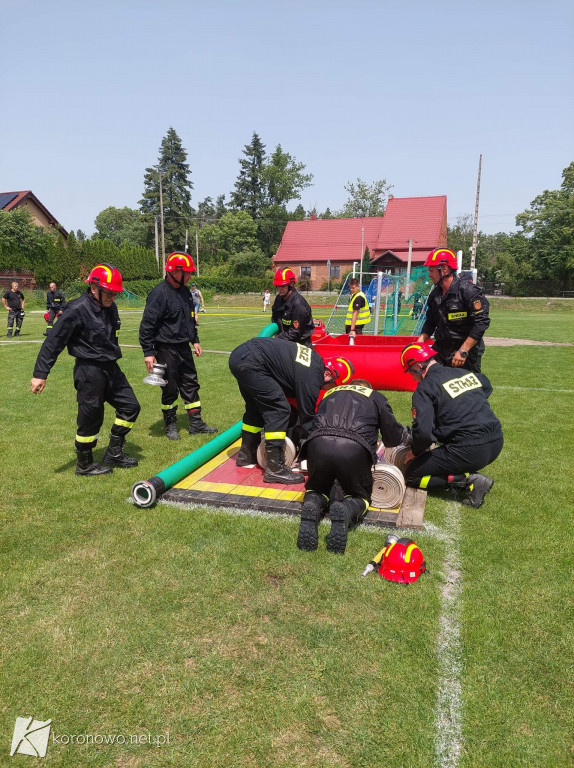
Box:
left=345, top=278, right=371, bottom=338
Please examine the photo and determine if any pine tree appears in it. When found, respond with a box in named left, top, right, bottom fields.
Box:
left=140, top=127, right=193, bottom=253
left=230, top=132, right=266, bottom=218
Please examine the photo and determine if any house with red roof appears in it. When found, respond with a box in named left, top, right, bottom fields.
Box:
left=0, top=190, right=68, bottom=239
left=273, top=195, right=447, bottom=290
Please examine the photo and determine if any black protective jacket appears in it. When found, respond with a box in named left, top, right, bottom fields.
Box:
left=421, top=276, right=490, bottom=358
left=139, top=279, right=199, bottom=357
left=271, top=288, right=314, bottom=346
left=308, top=383, right=405, bottom=463
left=237, top=337, right=325, bottom=436
left=33, top=290, right=122, bottom=378
left=411, top=363, right=502, bottom=456
left=46, top=290, right=66, bottom=311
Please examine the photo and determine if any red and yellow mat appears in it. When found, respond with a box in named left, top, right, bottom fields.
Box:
left=161, top=440, right=425, bottom=527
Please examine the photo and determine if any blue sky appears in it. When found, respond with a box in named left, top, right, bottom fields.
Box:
left=1, top=0, right=572, bottom=238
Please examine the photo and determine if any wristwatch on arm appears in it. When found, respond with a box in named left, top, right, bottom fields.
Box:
left=458, top=349, right=468, bottom=359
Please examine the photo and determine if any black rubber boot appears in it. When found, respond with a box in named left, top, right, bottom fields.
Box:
left=236, top=430, right=261, bottom=467
left=326, top=497, right=365, bottom=554
left=297, top=492, right=328, bottom=551
left=75, top=448, right=113, bottom=476
left=263, top=443, right=305, bottom=484
left=188, top=409, right=218, bottom=435
left=462, top=473, right=494, bottom=508
left=163, top=408, right=180, bottom=441
left=6, top=330, right=12, bottom=338
left=102, top=434, right=138, bottom=468
left=14, top=330, right=20, bottom=337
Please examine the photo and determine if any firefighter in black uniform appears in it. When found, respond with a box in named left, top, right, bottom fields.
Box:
left=298, top=375, right=406, bottom=554
left=30, top=264, right=140, bottom=476
left=229, top=337, right=336, bottom=484
left=271, top=268, right=315, bottom=347
left=418, top=248, right=490, bottom=373
left=2, top=281, right=25, bottom=337
left=401, top=343, right=503, bottom=508
left=44, top=281, right=66, bottom=335
left=139, top=252, right=217, bottom=441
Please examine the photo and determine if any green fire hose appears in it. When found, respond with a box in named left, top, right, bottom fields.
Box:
left=131, top=322, right=279, bottom=507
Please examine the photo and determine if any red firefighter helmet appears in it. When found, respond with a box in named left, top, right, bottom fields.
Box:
left=43, top=311, right=50, bottom=323
left=273, top=267, right=297, bottom=286
left=165, top=252, right=196, bottom=273
left=85, top=264, right=123, bottom=292
left=379, top=537, right=427, bottom=584
left=323, top=356, right=355, bottom=384
left=424, top=248, right=458, bottom=271
left=400, top=342, right=437, bottom=373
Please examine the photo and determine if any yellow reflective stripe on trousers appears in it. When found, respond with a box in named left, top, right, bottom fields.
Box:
left=161, top=403, right=177, bottom=410
left=184, top=401, right=201, bottom=410
left=242, top=423, right=262, bottom=433
left=419, top=475, right=431, bottom=489
left=75, top=433, right=99, bottom=443
left=114, top=418, right=134, bottom=429
left=265, top=431, right=286, bottom=440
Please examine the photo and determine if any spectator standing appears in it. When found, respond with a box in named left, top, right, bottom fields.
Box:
left=44, top=281, right=67, bottom=335
left=3, top=281, right=25, bottom=337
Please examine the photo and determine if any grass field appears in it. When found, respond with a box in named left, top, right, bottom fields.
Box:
left=1, top=301, right=573, bottom=767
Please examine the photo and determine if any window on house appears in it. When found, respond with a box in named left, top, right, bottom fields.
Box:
left=329, top=265, right=340, bottom=278
left=300, top=266, right=311, bottom=278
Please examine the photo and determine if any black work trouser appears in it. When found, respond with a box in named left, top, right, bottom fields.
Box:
left=306, top=435, right=373, bottom=505
left=229, top=345, right=290, bottom=448
left=7, top=310, right=23, bottom=332
left=73, top=360, right=140, bottom=450
left=156, top=343, right=200, bottom=409
left=46, top=308, right=60, bottom=330
left=405, top=437, right=504, bottom=489
left=434, top=340, right=484, bottom=373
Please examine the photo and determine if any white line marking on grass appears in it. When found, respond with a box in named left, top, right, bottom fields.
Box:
left=434, top=501, right=463, bottom=768
left=497, top=385, right=574, bottom=394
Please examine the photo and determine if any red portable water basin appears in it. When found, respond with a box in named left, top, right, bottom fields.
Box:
left=313, top=334, right=418, bottom=392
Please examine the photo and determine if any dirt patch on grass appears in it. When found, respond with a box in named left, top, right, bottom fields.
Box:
left=486, top=337, right=573, bottom=346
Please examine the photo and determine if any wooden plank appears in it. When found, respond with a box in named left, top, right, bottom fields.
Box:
left=395, top=486, right=427, bottom=529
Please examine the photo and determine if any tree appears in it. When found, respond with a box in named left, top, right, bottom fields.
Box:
left=291, top=204, right=306, bottom=221
left=447, top=214, right=474, bottom=261
left=0, top=208, right=50, bottom=270
left=94, top=206, right=148, bottom=248
left=140, top=127, right=193, bottom=253
left=230, top=133, right=314, bottom=256
left=338, top=178, right=393, bottom=218
left=263, top=145, right=313, bottom=208
left=230, top=132, right=266, bottom=217
left=513, top=161, right=574, bottom=286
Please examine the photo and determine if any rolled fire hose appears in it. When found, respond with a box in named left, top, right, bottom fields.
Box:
left=370, top=462, right=406, bottom=509
left=256, top=436, right=297, bottom=469
left=131, top=322, right=280, bottom=508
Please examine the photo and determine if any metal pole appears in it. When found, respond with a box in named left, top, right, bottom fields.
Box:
left=471, top=154, right=482, bottom=270
left=406, top=238, right=413, bottom=299
left=159, top=171, right=166, bottom=272
left=359, top=221, right=364, bottom=287
left=154, top=216, right=159, bottom=270
left=373, top=269, right=383, bottom=334
left=327, top=259, right=331, bottom=294
left=184, top=228, right=188, bottom=253
left=195, top=230, right=200, bottom=276
left=352, top=261, right=358, bottom=278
